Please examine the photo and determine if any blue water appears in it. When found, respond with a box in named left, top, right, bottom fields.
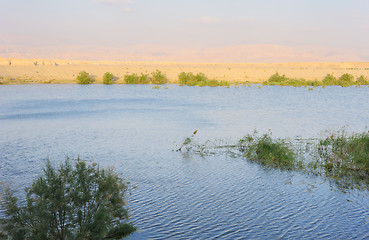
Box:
left=1, top=84, right=369, bottom=239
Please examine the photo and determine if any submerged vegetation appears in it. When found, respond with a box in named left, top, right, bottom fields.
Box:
left=178, top=72, right=229, bottom=87
left=263, top=73, right=369, bottom=87
left=0, top=158, right=136, bottom=239
left=179, top=129, right=369, bottom=190
left=238, top=131, right=298, bottom=170
left=317, top=130, right=369, bottom=187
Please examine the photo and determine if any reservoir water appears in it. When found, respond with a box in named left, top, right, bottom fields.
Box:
left=1, top=84, right=369, bottom=239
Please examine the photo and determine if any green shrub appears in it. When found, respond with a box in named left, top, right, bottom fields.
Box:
left=0, top=158, right=135, bottom=239
left=151, top=70, right=167, bottom=84
left=263, top=73, right=309, bottom=87
left=178, top=72, right=194, bottom=85
left=338, top=73, right=354, bottom=86
left=178, top=72, right=225, bottom=87
left=103, top=72, right=114, bottom=84
left=356, top=75, right=369, bottom=85
left=77, top=71, right=93, bottom=84
left=124, top=73, right=139, bottom=84
left=124, top=73, right=150, bottom=84
left=264, top=72, right=289, bottom=85
left=138, top=73, right=150, bottom=84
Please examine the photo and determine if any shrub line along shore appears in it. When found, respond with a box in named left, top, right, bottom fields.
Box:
left=0, top=57, right=369, bottom=85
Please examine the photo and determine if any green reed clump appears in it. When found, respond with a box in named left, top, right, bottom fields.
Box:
left=150, top=70, right=167, bottom=84
left=103, top=72, right=115, bottom=84
left=322, top=73, right=356, bottom=87
left=238, top=132, right=297, bottom=169
left=338, top=73, right=354, bottom=86
left=124, top=73, right=139, bottom=84
left=178, top=72, right=228, bottom=87
left=124, top=73, right=150, bottom=84
left=138, top=73, right=150, bottom=84
left=77, top=71, right=93, bottom=84
left=178, top=72, right=207, bottom=86
left=356, top=75, right=369, bottom=86
left=264, top=72, right=366, bottom=87
left=317, top=130, right=369, bottom=185
left=263, top=73, right=308, bottom=87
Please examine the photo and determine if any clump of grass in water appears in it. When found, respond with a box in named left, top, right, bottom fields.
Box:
left=316, top=130, right=369, bottom=187
left=238, top=131, right=298, bottom=170
left=177, top=129, right=369, bottom=191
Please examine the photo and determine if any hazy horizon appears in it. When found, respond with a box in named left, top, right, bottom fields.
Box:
left=1, top=0, right=368, bottom=62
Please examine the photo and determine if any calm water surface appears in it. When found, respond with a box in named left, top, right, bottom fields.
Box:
left=1, top=84, right=369, bottom=239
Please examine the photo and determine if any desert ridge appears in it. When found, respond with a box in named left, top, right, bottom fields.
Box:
left=0, top=57, right=368, bottom=84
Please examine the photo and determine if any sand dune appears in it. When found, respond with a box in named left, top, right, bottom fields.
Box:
left=0, top=57, right=368, bottom=84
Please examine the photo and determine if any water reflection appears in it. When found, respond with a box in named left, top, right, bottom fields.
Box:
left=1, top=84, right=369, bottom=239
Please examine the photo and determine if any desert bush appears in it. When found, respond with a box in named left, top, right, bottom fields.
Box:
left=103, top=72, right=114, bottom=84
left=178, top=72, right=196, bottom=86
left=151, top=70, right=167, bottom=84
left=77, top=71, right=93, bottom=84
left=356, top=75, right=369, bottom=85
left=124, top=73, right=139, bottom=84
left=178, top=72, right=225, bottom=87
left=138, top=73, right=150, bottom=84
left=263, top=73, right=309, bottom=87
left=338, top=73, right=354, bottom=86
left=0, top=158, right=135, bottom=239
left=124, top=73, right=150, bottom=84
left=264, top=72, right=289, bottom=85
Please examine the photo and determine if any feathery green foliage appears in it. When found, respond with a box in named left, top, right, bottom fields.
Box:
left=103, top=72, right=115, bottom=84
left=178, top=72, right=228, bottom=87
left=356, top=75, right=369, bottom=85
left=77, top=71, right=93, bottom=84
left=124, top=73, right=150, bottom=84
left=0, top=158, right=135, bottom=239
left=150, top=70, right=167, bottom=84
left=263, top=72, right=368, bottom=87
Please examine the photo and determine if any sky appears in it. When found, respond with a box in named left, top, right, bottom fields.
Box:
left=0, top=0, right=368, bottom=62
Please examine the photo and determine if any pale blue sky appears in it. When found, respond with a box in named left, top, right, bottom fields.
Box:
left=1, top=0, right=368, bottom=61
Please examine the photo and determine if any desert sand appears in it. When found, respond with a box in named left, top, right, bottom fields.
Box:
left=0, top=57, right=368, bottom=84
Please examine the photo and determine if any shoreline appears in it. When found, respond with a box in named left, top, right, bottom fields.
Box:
left=1, top=57, right=369, bottom=85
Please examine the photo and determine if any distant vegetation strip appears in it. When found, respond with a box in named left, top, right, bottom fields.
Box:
left=263, top=72, right=369, bottom=87
left=76, top=71, right=369, bottom=87
left=179, top=129, right=369, bottom=191
left=1, top=69, right=368, bottom=87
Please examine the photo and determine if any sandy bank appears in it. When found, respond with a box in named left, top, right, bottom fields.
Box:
left=0, top=57, right=368, bottom=84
